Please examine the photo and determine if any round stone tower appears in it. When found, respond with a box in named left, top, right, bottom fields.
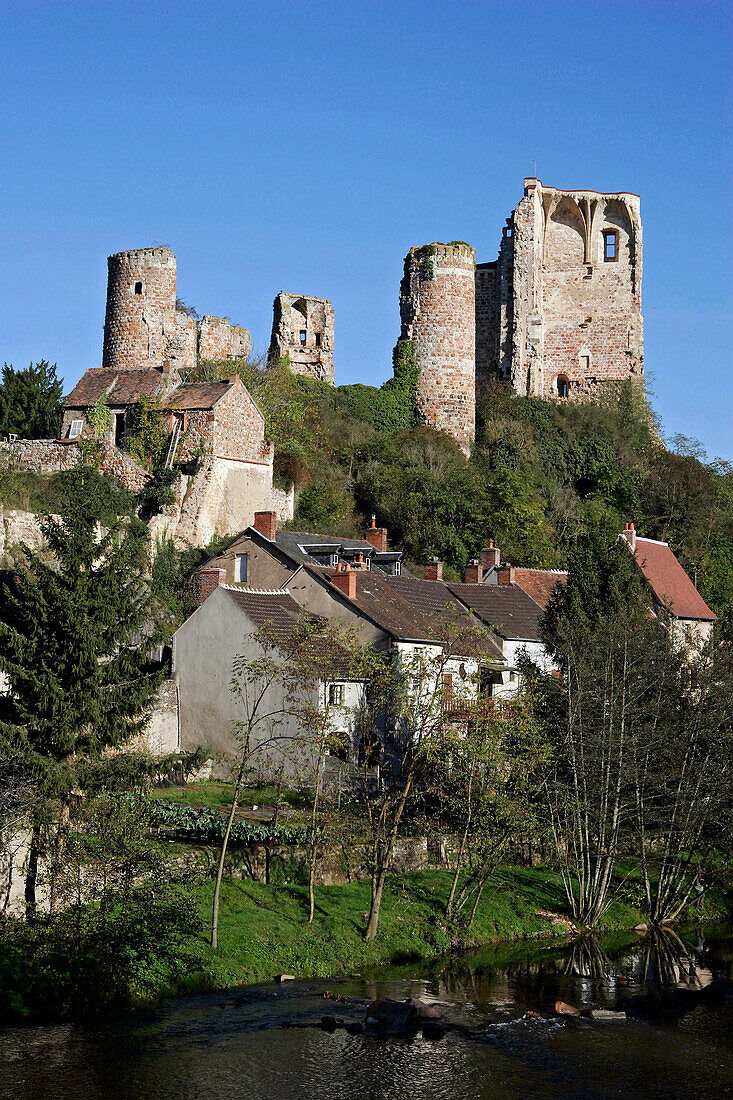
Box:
left=103, top=247, right=177, bottom=371
left=399, top=242, right=475, bottom=453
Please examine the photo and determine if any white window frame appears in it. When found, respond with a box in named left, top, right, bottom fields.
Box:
left=69, top=419, right=83, bottom=439
left=234, top=553, right=248, bottom=584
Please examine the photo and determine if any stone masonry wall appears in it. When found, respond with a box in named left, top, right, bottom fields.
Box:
left=198, top=315, right=251, bottom=364
left=269, top=293, right=335, bottom=384
left=475, top=261, right=498, bottom=396
left=103, top=248, right=177, bottom=371
left=0, top=438, right=149, bottom=494
left=400, top=242, right=475, bottom=454
left=495, top=179, right=643, bottom=399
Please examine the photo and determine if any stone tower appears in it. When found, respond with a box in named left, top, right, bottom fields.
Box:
left=269, top=293, right=335, bottom=384
left=102, top=246, right=251, bottom=374
left=399, top=242, right=476, bottom=454
left=103, top=247, right=178, bottom=371
left=476, top=178, right=643, bottom=399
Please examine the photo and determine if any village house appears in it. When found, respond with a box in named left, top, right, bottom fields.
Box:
left=619, top=523, right=717, bottom=650
left=173, top=587, right=370, bottom=780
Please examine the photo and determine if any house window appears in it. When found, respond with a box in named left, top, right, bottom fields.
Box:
left=134, top=281, right=143, bottom=295
left=603, top=230, right=618, bottom=262
left=234, top=553, right=248, bottom=584
left=68, top=419, right=83, bottom=438
left=299, top=330, right=307, bottom=345
left=393, top=561, right=401, bottom=576
left=315, top=332, right=322, bottom=348
left=556, top=375, right=569, bottom=398
left=114, top=412, right=125, bottom=447
left=328, top=683, right=345, bottom=706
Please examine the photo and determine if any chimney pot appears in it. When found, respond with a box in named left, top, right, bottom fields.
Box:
left=464, top=558, right=483, bottom=584
left=331, top=564, right=356, bottom=600
left=481, top=542, right=501, bottom=571
left=365, top=519, right=388, bottom=553
left=253, top=510, right=277, bottom=540
left=424, top=557, right=443, bottom=581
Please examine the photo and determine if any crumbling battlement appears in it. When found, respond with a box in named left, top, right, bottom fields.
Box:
left=103, top=248, right=251, bottom=375
left=269, top=293, right=335, bottom=384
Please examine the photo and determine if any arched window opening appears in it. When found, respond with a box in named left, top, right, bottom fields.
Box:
left=557, top=375, right=569, bottom=398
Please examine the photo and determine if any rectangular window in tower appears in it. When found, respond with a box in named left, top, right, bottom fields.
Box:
left=603, top=230, right=618, bottom=262
left=234, top=553, right=248, bottom=584
left=299, top=330, right=307, bottom=345
left=315, top=332, right=322, bottom=348
left=580, top=355, right=590, bottom=371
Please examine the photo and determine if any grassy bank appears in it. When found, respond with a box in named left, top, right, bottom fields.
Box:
left=182, top=866, right=653, bottom=992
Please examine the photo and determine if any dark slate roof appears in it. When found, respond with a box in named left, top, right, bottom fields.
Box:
left=64, top=368, right=167, bottom=407
left=274, top=530, right=402, bottom=573
left=446, top=583, right=545, bottom=641
left=319, top=568, right=441, bottom=644
left=221, top=587, right=366, bottom=676
left=384, top=576, right=504, bottom=659
left=510, top=568, right=568, bottom=610
left=629, top=538, right=717, bottom=621
left=163, top=381, right=234, bottom=410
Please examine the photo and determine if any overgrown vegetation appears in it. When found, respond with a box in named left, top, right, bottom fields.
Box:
left=0, top=361, right=63, bottom=439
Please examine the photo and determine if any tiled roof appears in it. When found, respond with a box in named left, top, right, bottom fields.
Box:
left=321, top=568, right=442, bottom=644
left=385, top=576, right=504, bottom=659
left=64, top=368, right=167, bottom=407
left=446, top=583, right=545, bottom=641
left=163, top=382, right=234, bottom=410
left=222, top=587, right=365, bottom=675
left=628, top=538, right=717, bottom=621
left=511, top=568, right=568, bottom=610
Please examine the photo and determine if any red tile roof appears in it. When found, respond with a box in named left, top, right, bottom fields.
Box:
left=64, top=368, right=167, bottom=407
left=627, top=537, right=717, bottom=621
left=511, top=568, right=568, bottom=610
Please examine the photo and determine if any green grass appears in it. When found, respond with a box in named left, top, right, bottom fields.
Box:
left=180, top=866, right=650, bottom=993
left=151, top=781, right=309, bottom=812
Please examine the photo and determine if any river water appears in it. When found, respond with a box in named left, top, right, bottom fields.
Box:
left=2, top=927, right=732, bottom=1099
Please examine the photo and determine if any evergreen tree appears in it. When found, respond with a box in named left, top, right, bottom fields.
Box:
left=0, top=360, right=64, bottom=438
left=0, top=467, right=164, bottom=913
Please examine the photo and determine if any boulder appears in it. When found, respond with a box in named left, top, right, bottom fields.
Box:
left=590, top=1008, right=626, bottom=1020
left=555, top=1000, right=580, bottom=1016
left=407, top=996, right=442, bottom=1021
left=319, top=1015, right=338, bottom=1032
left=421, top=1020, right=446, bottom=1041
left=364, top=998, right=421, bottom=1036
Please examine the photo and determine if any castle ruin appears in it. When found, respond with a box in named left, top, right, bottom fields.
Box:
left=269, top=292, right=335, bottom=384
left=103, top=247, right=251, bottom=376
left=404, top=177, right=643, bottom=450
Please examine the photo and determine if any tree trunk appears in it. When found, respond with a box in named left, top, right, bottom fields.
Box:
left=365, top=867, right=387, bottom=941
left=25, top=817, right=42, bottom=921
left=211, top=783, right=242, bottom=949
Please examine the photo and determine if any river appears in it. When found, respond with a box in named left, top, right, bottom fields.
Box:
left=2, top=927, right=732, bottom=1099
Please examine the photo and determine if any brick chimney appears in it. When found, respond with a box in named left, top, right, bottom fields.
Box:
left=497, top=563, right=516, bottom=586
left=425, top=556, right=443, bottom=581
left=464, top=559, right=483, bottom=584
left=198, top=567, right=226, bottom=605
left=481, top=540, right=500, bottom=572
left=621, top=521, right=637, bottom=553
left=253, top=510, right=277, bottom=541
left=365, top=515, right=388, bottom=553
left=330, top=563, right=356, bottom=600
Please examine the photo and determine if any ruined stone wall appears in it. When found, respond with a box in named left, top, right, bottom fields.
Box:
left=0, top=438, right=149, bottom=494
left=475, top=261, right=498, bottom=397
left=494, top=179, right=643, bottom=399
left=173, top=454, right=275, bottom=548
left=269, top=293, right=335, bottom=384
left=539, top=189, right=643, bottom=397
left=103, top=248, right=177, bottom=371
left=197, top=315, right=251, bottom=363
left=170, top=310, right=198, bottom=375
left=400, top=242, right=475, bottom=453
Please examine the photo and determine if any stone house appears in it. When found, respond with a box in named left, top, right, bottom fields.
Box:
left=173, top=586, right=369, bottom=778
left=619, top=523, right=717, bottom=650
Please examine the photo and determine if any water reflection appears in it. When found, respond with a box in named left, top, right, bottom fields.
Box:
left=0, top=927, right=731, bottom=1100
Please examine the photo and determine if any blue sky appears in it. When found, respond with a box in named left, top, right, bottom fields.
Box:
left=1, top=1, right=731, bottom=459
